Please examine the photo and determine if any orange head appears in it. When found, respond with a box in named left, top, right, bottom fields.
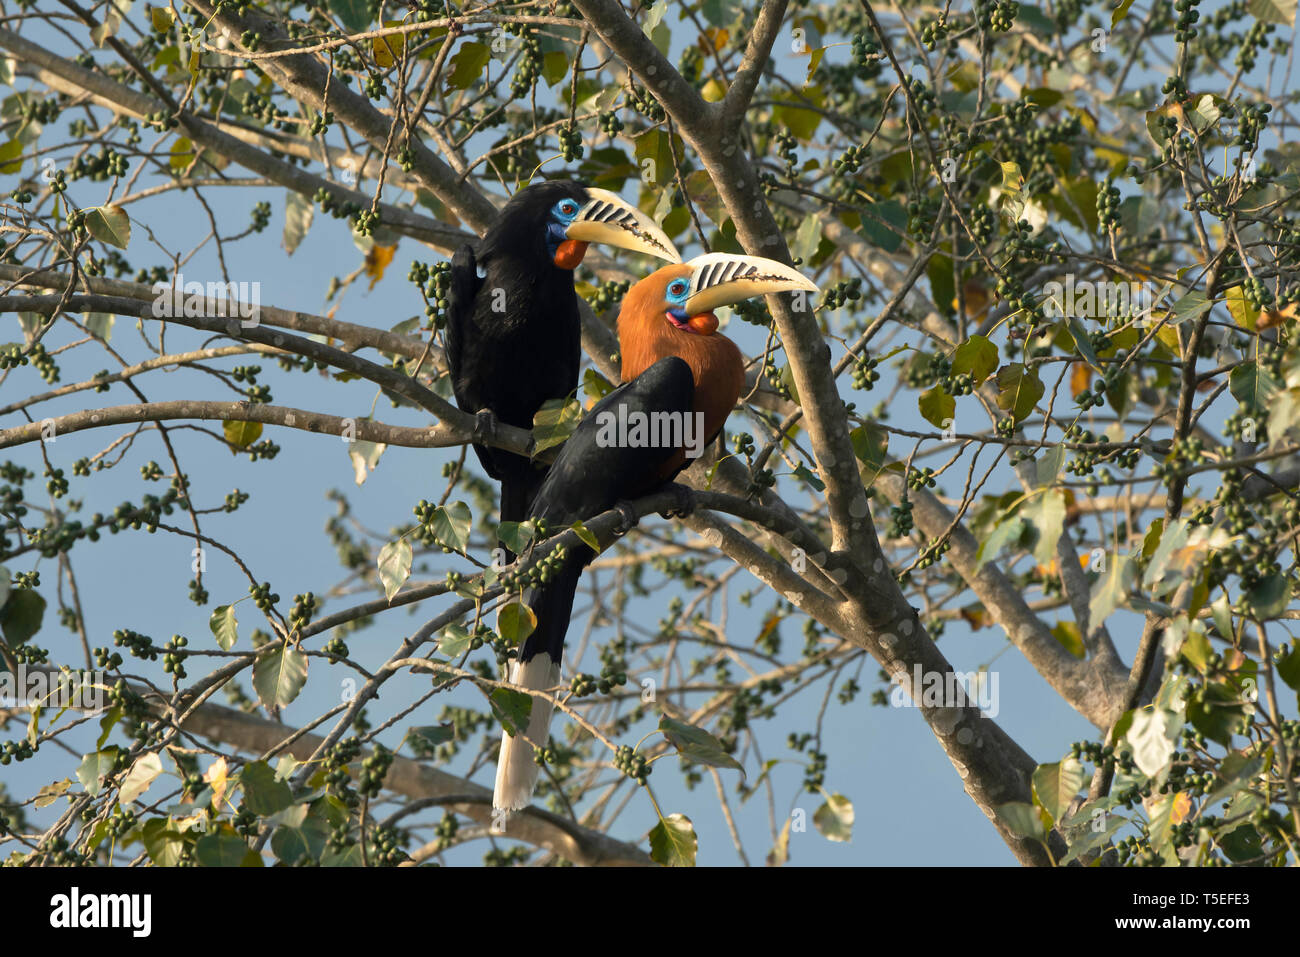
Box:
left=617, top=254, right=819, bottom=445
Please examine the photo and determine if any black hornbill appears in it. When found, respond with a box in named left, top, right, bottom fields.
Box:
left=445, top=181, right=680, bottom=538
left=493, top=253, right=818, bottom=810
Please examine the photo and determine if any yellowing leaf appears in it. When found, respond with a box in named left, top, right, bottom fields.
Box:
left=1224, top=285, right=1260, bottom=331
left=372, top=22, right=406, bottom=68
left=205, top=756, right=230, bottom=809
left=699, top=27, right=729, bottom=51
left=169, top=136, right=196, bottom=172
left=0, top=139, right=23, bottom=175
left=1259, top=301, right=1299, bottom=330
left=1070, top=362, right=1091, bottom=397
left=83, top=205, right=131, bottom=249
left=954, top=280, right=991, bottom=318
left=149, top=5, right=175, bottom=32
left=224, top=420, right=263, bottom=449
left=365, top=243, right=397, bottom=289
left=1169, top=790, right=1193, bottom=824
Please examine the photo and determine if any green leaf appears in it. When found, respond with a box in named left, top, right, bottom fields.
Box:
left=1032, top=758, right=1086, bottom=823
left=432, top=502, right=472, bottom=552
left=648, top=813, right=697, bottom=866
left=634, top=129, right=673, bottom=186
left=497, top=602, right=536, bottom=646
left=974, top=514, right=1027, bottom=570
left=377, top=538, right=412, bottom=601
left=141, top=818, right=187, bottom=867
left=77, top=748, right=119, bottom=796
left=97, top=706, right=122, bottom=749
left=1168, top=290, right=1213, bottom=325
left=1, top=587, right=46, bottom=645
left=1022, top=490, right=1067, bottom=565
left=1126, top=706, right=1175, bottom=776
left=437, top=623, right=474, bottom=658
left=994, top=801, right=1046, bottom=840
left=83, top=205, right=131, bottom=249
left=329, top=0, right=371, bottom=33
left=791, top=463, right=825, bottom=491
left=223, top=419, right=263, bottom=449
left=994, top=363, right=1044, bottom=422
left=1277, top=645, right=1300, bottom=692
left=582, top=367, right=614, bottom=401
left=489, top=687, right=533, bottom=737
left=1068, top=317, right=1104, bottom=372
left=90, top=0, right=129, bottom=47
left=1111, top=0, right=1138, bottom=25
left=240, top=760, right=294, bottom=816
left=791, top=213, right=822, bottom=265
left=445, top=42, right=490, bottom=90
left=1187, top=682, right=1250, bottom=745
left=209, top=604, right=238, bottom=651
left=1034, top=444, right=1066, bottom=487
left=850, top=423, right=890, bottom=484
left=1229, top=360, right=1282, bottom=409
left=813, top=793, right=854, bottom=842
left=283, top=190, right=314, bottom=255
left=195, top=831, right=253, bottom=867
left=1244, top=574, right=1288, bottom=619
left=404, top=724, right=454, bottom=750
left=570, top=520, right=599, bottom=551
left=1059, top=810, right=1128, bottom=865
left=496, top=520, right=536, bottom=556
left=347, top=435, right=386, bottom=485
left=541, top=49, right=569, bottom=87
left=0, top=138, right=22, bottom=175
left=951, top=334, right=998, bottom=384
left=119, top=752, right=164, bottom=804
left=532, top=397, right=582, bottom=454
left=917, top=386, right=955, bottom=429
left=1248, top=0, right=1297, bottom=26
left=271, top=812, right=329, bottom=864
left=658, top=716, right=744, bottom=773
left=252, top=641, right=309, bottom=710
left=1089, top=552, right=1134, bottom=626
left=83, top=312, right=114, bottom=342
left=857, top=199, right=907, bottom=253
left=34, top=778, right=72, bottom=809
left=641, top=0, right=669, bottom=34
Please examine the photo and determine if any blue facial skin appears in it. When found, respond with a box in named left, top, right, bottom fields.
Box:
left=666, top=276, right=690, bottom=324
left=546, top=198, right=581, bottom=258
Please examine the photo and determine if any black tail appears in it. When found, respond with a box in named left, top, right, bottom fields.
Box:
left=497, top=465, right=546, bottom=563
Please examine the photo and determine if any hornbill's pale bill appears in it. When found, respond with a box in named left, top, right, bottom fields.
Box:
left=492, top=253, right=819, bottom=811
left=445, top=182, right=680, bottom=554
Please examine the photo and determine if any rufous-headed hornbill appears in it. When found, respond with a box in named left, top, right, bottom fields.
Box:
left=445, top=182, right=680, bottom=540
left=493, top=253, right=818, bottom=811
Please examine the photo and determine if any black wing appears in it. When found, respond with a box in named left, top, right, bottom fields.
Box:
left=444, top=243, right=483, bottom=415
left=531, top=356, right=696, bottom=527
left=521, top=356, right=696, bottom=666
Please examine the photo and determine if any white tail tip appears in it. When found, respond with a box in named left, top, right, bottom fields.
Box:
left=492, top=654, right=561, bottom=811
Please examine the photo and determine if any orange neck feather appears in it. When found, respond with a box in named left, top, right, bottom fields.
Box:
left=617, top=268, right=746, bottom=445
